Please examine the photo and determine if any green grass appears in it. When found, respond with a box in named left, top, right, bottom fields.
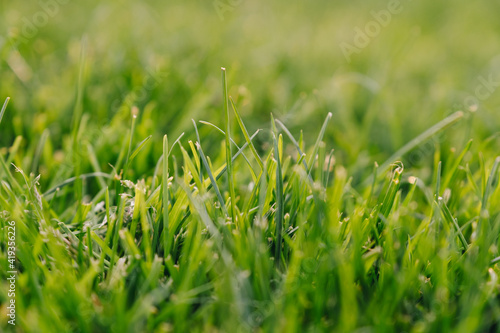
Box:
left=1, top=0, right=500, bottom=332
left=1, top=82, right=500, bottom=331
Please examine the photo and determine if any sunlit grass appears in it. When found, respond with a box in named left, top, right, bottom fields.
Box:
left=1, top=1, right=500, bottom=331
left=1, top=78, right=500, bottom=331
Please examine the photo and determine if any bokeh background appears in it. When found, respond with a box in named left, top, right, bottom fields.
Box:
left=1, top=0, right=500, bottom=187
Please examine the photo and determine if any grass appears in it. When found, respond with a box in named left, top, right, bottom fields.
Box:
left=1, top=79, right=500, bottom=331
left=1, top=0, right=500, bottom=332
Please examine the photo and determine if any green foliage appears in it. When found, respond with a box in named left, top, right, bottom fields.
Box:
left=1, top=1, right=500, bottom=332
left=2, top=90, right=500, bottom=331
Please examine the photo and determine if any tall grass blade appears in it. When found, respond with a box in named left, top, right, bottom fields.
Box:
left=123, top=107, right=139, bottom=178
left=271, top=114, right=284, bottom=269
left=162, top=135, right=170, bottom=257
left=222, top=68, right=237, bottom=222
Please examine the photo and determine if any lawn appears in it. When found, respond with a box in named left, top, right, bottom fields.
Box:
left=1, top=0, right=500, bottom=332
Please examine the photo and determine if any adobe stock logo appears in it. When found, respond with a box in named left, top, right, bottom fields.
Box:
left=339, top=0, right=412, bottom=63
left=110, top=67, right=169, bottom=114
left=408, top=70, right=500, bottom=167
left=213, top=0, right=244, bottom=21
left=15, top=0, right=71, bottom=44
left=462, top=74, right=500, bottom=111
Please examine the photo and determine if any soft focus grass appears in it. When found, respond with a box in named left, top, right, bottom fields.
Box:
left=1, top=0, right=500, bottom=332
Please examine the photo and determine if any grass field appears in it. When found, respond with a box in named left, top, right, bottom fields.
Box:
left=1, top=0, right=500, bottom=332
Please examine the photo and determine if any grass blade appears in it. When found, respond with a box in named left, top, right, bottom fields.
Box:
left=196, top=142, right=228, bottom=216
left=42, top=172, right=112, bottom=198
left=441, top=139, right=473, bottom=192
left=0, top=97, right=10, bottom=126
left=229, top=97, right=264, bottom=170
left=199, top=120, right=257, bottom=182
left=271, top=114, right=284, bottom=269
left=31, top=129, right=50, bottom=174
left=162, top=135, right=170, bottom=257
left=129, top=135, right=152, bottom=162
left=123, top=107, right=139, bottom=178
left=275, top=119, right=310, bottom=178
left=479, top=157, right=500, bottom=239
left=438, top=197, right=469, bottom=250
left=380, top=163, right=404, bottom=218
left=222, top=68, right=237, bottom=223
left=306, top=112, right=333, bottom=176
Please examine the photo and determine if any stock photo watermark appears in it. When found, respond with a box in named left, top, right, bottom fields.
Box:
left=213, top=0, right=244, bottom=21
left=408, top=70, right=500, bottom=166
left=12, top=0, right=71, bottom=45
left=460, top=74, right=500, bottom=111
left=110, top=67, right=168, bottom=114
left=339, top=0, right=413, bottom=63
left=5, top=219, right=17, bottom=326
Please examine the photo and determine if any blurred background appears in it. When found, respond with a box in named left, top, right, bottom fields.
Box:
left=1, top=0, right=500, bottom=188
